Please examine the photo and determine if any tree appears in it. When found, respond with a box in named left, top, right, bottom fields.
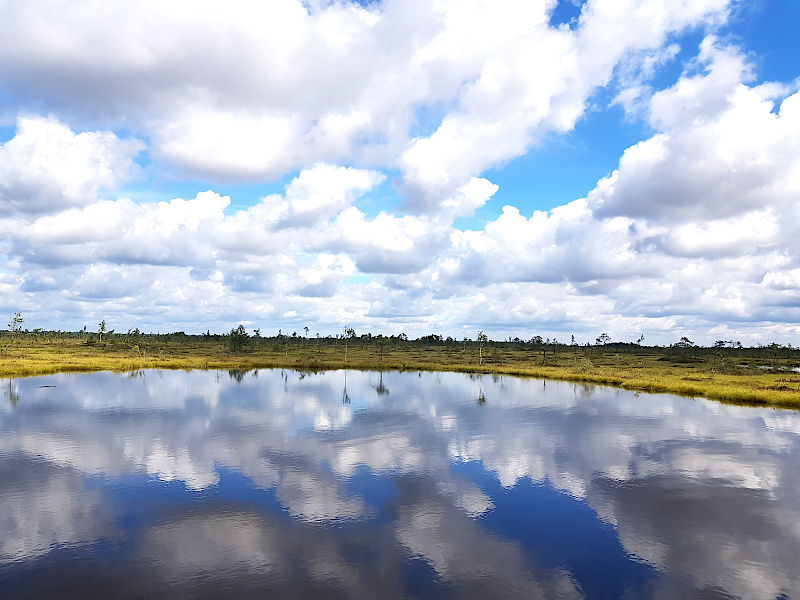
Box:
left=376, top=336, right=390, bottom=364
left=766, top=342, right=783, bottom=367
left=477, top=331, right=488, bottom=366
left=304, top=326, right=309, bottom=338
left=596, top=332, right=611, bottom=345
left=98, top=320, right=108, bottom=343
left=673, top=336, right=696, bottom=361
left=343, top=327, right=356, bottom=362
left=228, top=324, right=249, bottom=352
left=8, top=312, right=23, bottom=346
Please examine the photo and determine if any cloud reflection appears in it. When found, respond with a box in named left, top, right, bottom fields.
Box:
left=0, top=460, right=115, bottom=564
left=1, top=369, right=799, bottom=598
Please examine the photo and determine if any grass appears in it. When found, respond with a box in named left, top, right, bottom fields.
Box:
left=2, top=336, right=800, bottom=409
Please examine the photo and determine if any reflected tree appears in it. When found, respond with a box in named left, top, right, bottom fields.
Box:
left=283, top=369, right=289, bottom=391
left=374, top=372, right=389, bottom=395
left=228, top=369, right=247, bottom=383
left=477, top=388, right=486, bottom=405
left=5, top=379, right=19, bottom=406
left=342, top=371, right=350, bottom=404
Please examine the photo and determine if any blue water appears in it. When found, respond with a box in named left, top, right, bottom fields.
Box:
left=1, top=369, right=798, bottom=599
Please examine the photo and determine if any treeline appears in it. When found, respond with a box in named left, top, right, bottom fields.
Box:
left=2, top=319, right=798, bottom=363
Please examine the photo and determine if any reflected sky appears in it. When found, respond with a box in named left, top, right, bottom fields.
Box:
left=1, top=369, right=799, bottom=599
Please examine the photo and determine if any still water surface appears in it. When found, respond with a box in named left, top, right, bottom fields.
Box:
left=1, top=369, right=799, bottom=599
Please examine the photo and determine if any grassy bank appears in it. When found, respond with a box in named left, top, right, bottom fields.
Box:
left=2, top=336, right=800, bottom=409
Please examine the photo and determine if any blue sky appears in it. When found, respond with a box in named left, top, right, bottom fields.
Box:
left=1, top=0, right=799, bottom=344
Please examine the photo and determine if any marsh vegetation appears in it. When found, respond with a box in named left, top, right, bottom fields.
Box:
left=2, top=325, right=799, bottom=408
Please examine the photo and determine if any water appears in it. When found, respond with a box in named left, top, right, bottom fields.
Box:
left=1, top=369, right=799, bottom=599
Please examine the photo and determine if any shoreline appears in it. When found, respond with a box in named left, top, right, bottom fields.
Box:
left=2, top=338, right=800, bottom=410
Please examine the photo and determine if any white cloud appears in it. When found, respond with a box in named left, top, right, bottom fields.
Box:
left=0, top=0, right=734, bottom=206
left=0, top=116, right=143, bottom=215
left=3, top=1, right=800, bottom=344
left=280, top=163, right=385, bottom=225
left=153, top=110, right=297, bottom=180
left=655, top=210, right=779, bottom=257
left=592, top=39, right=800, bottom=223
left=17, top=192, right=228, bottom=268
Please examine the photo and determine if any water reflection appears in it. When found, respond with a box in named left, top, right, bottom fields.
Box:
left=374, top=371, right=390, bottom=396
left=4, top=377, right=19, bottom=406
left=0, top=369, right=798, bottom=599
left=342, top=370, right=351, bottom=404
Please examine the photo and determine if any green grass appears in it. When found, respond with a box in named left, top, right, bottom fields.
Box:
left=2, top=337, right=800, bottom=409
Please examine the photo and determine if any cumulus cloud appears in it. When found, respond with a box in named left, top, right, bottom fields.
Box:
left=592, top=39, right=800, bottom=224
left=0, top=0, right=734, bottom=207
left=0, top=116, right=143, bottom=215
left=271, top=162, right=385, bottom=227
left=16, top=192, right=228, bottom=268
left=153, top=110, right=298, bottom=181
left=2, top=1, right=800, bottom=343
left=398, top=0, right=733, bottom=209
left=0, top=0, right=417, bottom=180
left=404, top=36, right=800, bottom=341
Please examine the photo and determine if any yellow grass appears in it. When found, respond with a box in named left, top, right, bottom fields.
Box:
left=2, top=337, right=799, bottom=409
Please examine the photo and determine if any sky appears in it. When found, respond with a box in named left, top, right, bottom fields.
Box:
left=1, top=0, right=799, bottom=345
